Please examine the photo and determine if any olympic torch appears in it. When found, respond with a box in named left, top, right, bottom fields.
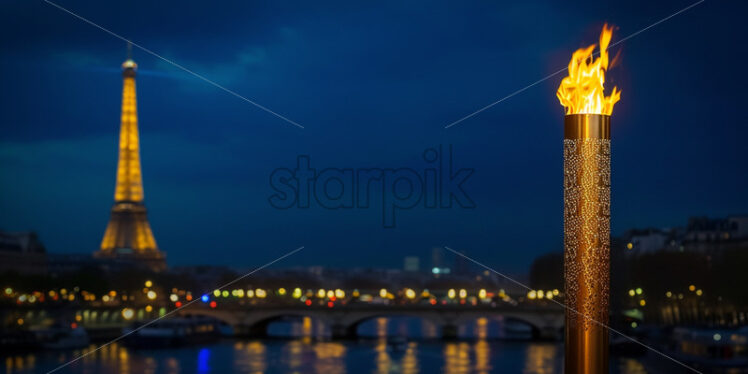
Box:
left=557, top=24, right=621, bottom=374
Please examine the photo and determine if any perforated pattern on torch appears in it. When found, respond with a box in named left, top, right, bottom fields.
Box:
left=563, top=138, right=610, bottom=330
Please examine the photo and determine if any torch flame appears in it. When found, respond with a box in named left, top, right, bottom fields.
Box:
left=557, top=24, right=621, bottom=116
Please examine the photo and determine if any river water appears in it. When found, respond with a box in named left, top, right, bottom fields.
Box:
left=2, top=317, right=671, bottom=373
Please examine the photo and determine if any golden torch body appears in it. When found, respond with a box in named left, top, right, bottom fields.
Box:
left=564, top=114, right=611, bottom=373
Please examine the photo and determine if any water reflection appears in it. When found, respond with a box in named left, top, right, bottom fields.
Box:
left=3, top=317, right=662, bottom=374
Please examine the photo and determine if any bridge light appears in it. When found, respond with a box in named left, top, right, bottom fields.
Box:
left=278, top=288, right=287, bottom=296
left=221, top=290, right=229, bottom=298
left=201, top=294, right=209, bottom=303
left=169, top=294, right=178, bottom=302
left=327, top=290, right=335, bottom=299
left=213, top=289, right=221, bottom=297
left=528, top=290, right=537, bottom=300
left=237, top=289, right=245, bottom=298
left=102, top=295, right=110, bottom=302
left=553, top=289, right=559, bottom=296
left=145, top=305, right=153, bottom=312
left=209, top=301, right=217, bottom=308
left=327, top=301, right=334, bottom=308
left=635, top=288, right=643, bottom=295
left=305, top=299, right=312, bottom=306
left=405, top=289, right=416, bottom=299
left=147, top=290, right=157, bottom=300
left=144, top=280, right=152, bottom=288
left=175, top=301, right=182, bottom=307
left=122, top=308, right=135, bottom=320
left=459, top=289, right=467, bottom=299
left=447, top=289, right=456, bottom=299
left=379, top=289, right=388, bottom=298
left=4, top=287, right=12, bottom=295
left=628, top=289, right=635, bottom=297
left=247, top=290, right=254, bottom=298
left=352, top=289, right=360, bottom=298
left=318, top=289, right=326, bottom=298
left=256, top=289, right=267, bottom=298
left=430, top=298, right=437, bottom=305
left=335, top=289, right=345, bottom=298
left=292, top=288, right=302, bottom=298
left=478, top=289, right=487, bottom=299
left=546, top=291, right=553, bottom=300
left=639, top=299, right=646, bottom=306
left=537, top=290, right=544, bottom=299
left=688, top=285, right=696, bottom=292
left=696, top=289, right=703, bottom=296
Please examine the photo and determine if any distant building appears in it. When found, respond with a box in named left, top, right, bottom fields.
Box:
left=0, top=231, right=47, bottom=275
left=622, top=215, right=748, bottom=254
left=682, top=215, right=748, bottom=253
left=624, top=228, right=673, bottom=253
left=403, top=256, right=420, bottom=272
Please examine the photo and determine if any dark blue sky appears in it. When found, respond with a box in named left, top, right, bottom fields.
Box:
left=1, top=0, right=746, bottom=272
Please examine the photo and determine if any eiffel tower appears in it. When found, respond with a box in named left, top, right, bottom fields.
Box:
left=94, top=46, right=166, bottom=271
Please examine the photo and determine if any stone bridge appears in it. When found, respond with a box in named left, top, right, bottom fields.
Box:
left=179, top=304, right=565, bottom=340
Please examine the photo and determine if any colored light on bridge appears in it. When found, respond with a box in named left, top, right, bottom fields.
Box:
left=459, top=289, right=467, bottom=298
left=256, top=289, right=267, bottom=298
left=175, top=301, right=182, bottom=307
left=696, top=289, right=703, bottom=296
left=145, top=305, right=153, bottom=312
left=147, top=290, right=157, bottom=300
left=335, top=289, right=345, bottom=298
left=527, top=290, right=537, bottom=300
left=689, top=285, right=696, bottom=292
left=666, top=291, right=673, bottom=298
left=537, top=290, right=544, bottom=299
left=327, top=301, right=334, bottom=308
left=478, top=289, right=487, bottom=299
left=447, top=289, right=456, bottom=299
left=379, top=289, right=388, bottom=298
left=4, top=287, right=11, bottom=295
left=71, top=322, right=78, bottom=329
left=186, top=294, right=193, bottom=301
left=122, top=308, right=135, bottom=320
left=247, top=290, right=255, bottom=298
left=713, top=333, right=722, bottom=341
left=628, top=289, right=635, bottom=297
left=102, top=295, right=110, bottom=302
left=292, top=288, right=302, bottom=298
left=327, top=290, right=335, bottom=299
left=201, top=294, right=209, bottom=302
left=639, top=300, right=646, bottom=306
left=635, top=288, right=643, bottom=295
left=221, top=290, right=229, bottom=298
left=318, top=289, right=326, bottom=298
left=145, top=280, right=152, bottom=288
left=278, top=288, right=287, bottom=296
left=213, top=289, right=221, bottom=297
left=405, top=289, right=416, bottom=299
left=169, top=294, right=178, bottom=302
left=430, top=298, right=437, bottom=305
left=352, top=289, right=360, bottom=298
left=209, top=301, right=217, bottom=308
left=305, top=299, right=312, bottom=306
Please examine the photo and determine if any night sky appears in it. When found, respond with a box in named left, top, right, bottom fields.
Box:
left=1, top=0, right=746, bottom=272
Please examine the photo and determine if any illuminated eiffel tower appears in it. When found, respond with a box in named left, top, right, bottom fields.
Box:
left=95, top=46, right=166, bottom=271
